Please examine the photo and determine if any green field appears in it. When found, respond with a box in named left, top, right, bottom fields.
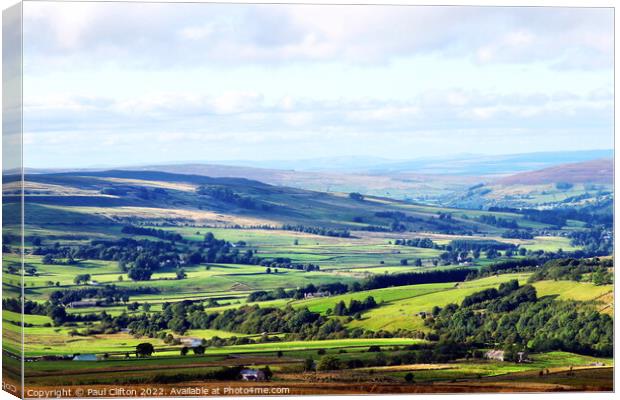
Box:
left=346, top=274, right=531, bottom=332
left=376, top=351, right=613, bottom=383
left=2, top=168, right=613, bottom=391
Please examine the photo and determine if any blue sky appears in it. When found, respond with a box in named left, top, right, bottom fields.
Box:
left=22, top=3, right=613, bottom=168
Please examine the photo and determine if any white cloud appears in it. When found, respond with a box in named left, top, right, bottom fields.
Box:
left=179, top=25, right=215, bottom=41
left=19, top=3, right=612, bottom=167
left=23, top=86, right=612, bottom=148
left=23, top=3, right=613, bottom=69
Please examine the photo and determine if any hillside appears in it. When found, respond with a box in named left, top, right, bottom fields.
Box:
left=7, top=169, right=489, bottom=234
left=124, top=163, right=476, bottom=201
left=496, top=159, right=613, bottom=185
left=444, top=159, right=614, bottom=209
left=20, top=150, right=612, bottom=203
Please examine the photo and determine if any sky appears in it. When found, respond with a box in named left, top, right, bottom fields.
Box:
left=22, top=2, right=614, bottom=168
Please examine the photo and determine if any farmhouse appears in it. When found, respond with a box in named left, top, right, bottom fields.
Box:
left=240, top=369, right=266, bottom=381
left=485, top=350, right=505, bottom=361
left=304, top=291, right=330, bottom=299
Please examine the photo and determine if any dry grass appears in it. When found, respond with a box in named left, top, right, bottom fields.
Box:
left=96, top=178, right=198, bottom=192
left=64, top=206, right=278, bottom=226
left=358, top=363, right=453, bottom=372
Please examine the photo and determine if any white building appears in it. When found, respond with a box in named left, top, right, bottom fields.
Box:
left=240, top=369, right=266, bottom=381
left=485, top=350, right=505, bottom=361
left=73, top=354, right=98, bottom=361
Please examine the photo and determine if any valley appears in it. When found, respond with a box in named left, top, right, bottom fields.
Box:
left=2, top=157, right=614, bottom=393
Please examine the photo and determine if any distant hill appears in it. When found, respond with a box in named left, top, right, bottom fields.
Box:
left=195, top=149, right=613, bottom=175
left=17, top=150, right=613, bottom=203
left=496, top=159, right=613, bottom=185
left=11, top=169, right=488, bottom=233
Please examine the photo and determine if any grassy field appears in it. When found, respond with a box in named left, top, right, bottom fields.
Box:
left=346, top=274, right=531, bottom=332
left=9, top=261, right=613, bottom=358
left=532, top=280, right=613, bottom=301
left=3, top=168, right=612, bottom=392
left=374, top=351, right=613, bottom=383
left=291, top=282, right=456, bottom=314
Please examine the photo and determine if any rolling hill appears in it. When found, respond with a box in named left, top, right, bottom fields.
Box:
left=496, top=158, right=613, bottom=185
left=6, top=169, right=487, bottom=234
left=19, top=149, right=612, bottom=203
left=444, top=159, right=614, bottom=209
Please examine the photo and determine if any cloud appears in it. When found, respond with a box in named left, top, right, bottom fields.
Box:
left=19, top=3, right=612, bottom=167
left=23, top=3, right=613, bottom=69
left=23, top=86, right=612, bottom=151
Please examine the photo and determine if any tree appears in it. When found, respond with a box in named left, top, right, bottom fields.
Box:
left=142, top=303, right=152, bottom=312
left=333, top=301, right=347, bottom=316
left=404, top=372, right=414, bottom=383
left=348, top=192, right=364, bottom=201
left=180, top=346, right=189, bottom=356
left=317, top=355, right=341, bottom=371
left=486, top=248, right=499, bottom=259
left=42, top=254, right=55, bottom=264
left=128, top=267, right=152, bottom=281
left=593, top=270, right=612, bottom=285
left=415, top=258, right=423, bottom=267
left=74, top=274, right=91, bottom=285
left=260, top=365, right=273, bottom=381
left=193, top=345, right=206, bottom=355
left=265, top=267, right=272, bottom=274
left=169, top=317, right=189, bottom=334
left=303, top=358, right=315, bottom=371
left=276, top=350, right=283, bottom=358
left=48, top=305, right=67, bottom=326
left=400, top=259, right=408, bottom=266
left=176, top=269, right=187, bottom=280
left=135, top=343, right=154, bottom=358
left=188, top=252, right=202, bottom=265
left=374, top=352, right=387, bottom=366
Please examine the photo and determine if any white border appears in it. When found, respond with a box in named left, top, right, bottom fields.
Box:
left=0, top=1, right=616, bottom=400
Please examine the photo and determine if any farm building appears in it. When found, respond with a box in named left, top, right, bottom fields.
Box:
left=304, top=291, right=330, bottom=299
left=485, top=350, right=505, bottom=361
left=240, top=369, right=266, bottom=381
left=67, top=300, right=100, bottom=308
left=73, top=354, right=98, bottom=361
left=589, top=362, right=605, bottom=367
left=181, top=338, right=203, bottom=347
left=516, top=351, right=531, bottom=363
